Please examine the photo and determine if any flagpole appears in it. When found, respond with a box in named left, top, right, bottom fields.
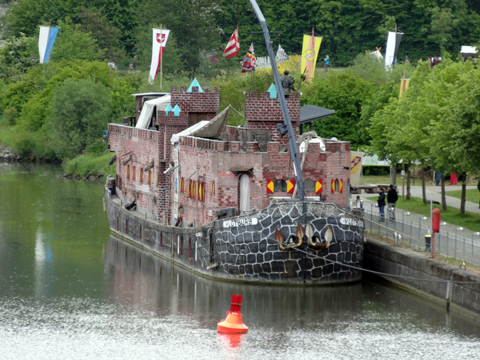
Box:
left=311, top=27, right=315, bottom=77
left=393, top=23, right=397, bottom=67
left=160, top=24, right=163, bottom=90
left=45, top=22, right=52, bottom=63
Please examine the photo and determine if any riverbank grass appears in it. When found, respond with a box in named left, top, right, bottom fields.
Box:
left=0, top=125, right=57, bottom=161
left=63, top=152, right=114, bottom=178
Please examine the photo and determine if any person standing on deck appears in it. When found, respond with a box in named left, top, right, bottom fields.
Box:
left=378, top=188, right=386, bottom=221
left=387, top=184, right=398, bottom=221
left=281, top=70, right=296, bottom=98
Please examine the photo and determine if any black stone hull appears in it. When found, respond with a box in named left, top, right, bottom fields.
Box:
left=105, top=190, right=365, bottom=285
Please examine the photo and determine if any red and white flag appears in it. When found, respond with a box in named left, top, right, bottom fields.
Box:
left=223, top=27, right=239, bottom=59
left=149, top=28, right=170, bottom=84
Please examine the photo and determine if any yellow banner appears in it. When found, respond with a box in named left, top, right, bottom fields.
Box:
left=350, top=151, right=364, bottom=186
left=301, top=35, right=322, bottom=82
left=399, top=79, right=410, bottom=98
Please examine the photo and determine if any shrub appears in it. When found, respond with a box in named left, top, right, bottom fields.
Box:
left=63, top=152, right=113, bottom=178
left=5, top=107, right=18, bottom=126
left=46, top=78, right=111, bottom=160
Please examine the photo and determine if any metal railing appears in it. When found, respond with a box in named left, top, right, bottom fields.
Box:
left=362, top=204, right=480, bottom=267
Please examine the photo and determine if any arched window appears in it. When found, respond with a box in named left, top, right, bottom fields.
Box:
left=304, top=179, right=315, bottom=193
left=274, top=179, right=287, bottom=193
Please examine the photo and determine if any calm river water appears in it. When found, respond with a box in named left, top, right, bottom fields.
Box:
left=1, top=163, right=480, bottom=359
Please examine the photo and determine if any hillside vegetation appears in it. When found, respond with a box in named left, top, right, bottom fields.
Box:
left=0, top=0, right=479, bottom=191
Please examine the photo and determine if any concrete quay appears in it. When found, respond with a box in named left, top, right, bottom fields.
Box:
left=359, top=185, right=480, bottom=319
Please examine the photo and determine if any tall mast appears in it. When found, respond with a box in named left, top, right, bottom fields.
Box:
left=248, top=0, right=305, bottom=201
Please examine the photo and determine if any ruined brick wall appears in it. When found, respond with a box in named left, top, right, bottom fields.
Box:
left=245, top=91, right=300, bottom=149
left=173, top=142, right=219, bottom=226
left=319, top=140, right=350, bottom=206
left=260, top=139, right=350, bottom=208
left=173, top=138, right=265, bottom=225
left=155, top=85, right=221, bottom=224
left=108, top=124, right=162, bottom=218
left=170, top=85, right=219, bottom=114
left=172, top=135, right=351, bottom=224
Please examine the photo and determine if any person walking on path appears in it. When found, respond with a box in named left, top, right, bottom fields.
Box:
left=324, top=55, right=329, bottom=72
left=378, top=188, right=386, bottom=221
left=477, top=180, right=480, bottom=209
left=387, top=184, right=398, bottom=221
left=450, top=172, right=458, bottom=185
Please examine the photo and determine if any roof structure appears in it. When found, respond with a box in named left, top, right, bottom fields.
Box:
left=299, top=105, right=336, bottom=135
left=460, top=46, right=477, bottom=54
left=131, top=92, right=170, bottom=97
left=136, top=95, right=172, bottom=129
left=300, top=105, right=335, bottom=124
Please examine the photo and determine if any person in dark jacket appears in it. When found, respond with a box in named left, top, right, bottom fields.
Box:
left=477, top=180, right=480, bottom=209
left=387, top=184, right=398, bottom=220
left=281, top=70, right=296, bottom=98
left=377, top=188, right=386, bottom=221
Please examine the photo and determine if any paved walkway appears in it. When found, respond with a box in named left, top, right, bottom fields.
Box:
left=357, top=185, right=480, bottom=245
left=359, top=185, right=480, bottom=215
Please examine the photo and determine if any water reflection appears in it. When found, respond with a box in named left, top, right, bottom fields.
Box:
left=102, top=236, right=480, bottom=356
left=103, top=235, right=366, bottom=331
left=1, top=163, right=480, bottom=359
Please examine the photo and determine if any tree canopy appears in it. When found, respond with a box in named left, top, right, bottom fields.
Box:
left=4, top=0, right=480, bottom=70
left=301, top=71, right=375, bottom=150
left=46, top=78, right=111, bottom=160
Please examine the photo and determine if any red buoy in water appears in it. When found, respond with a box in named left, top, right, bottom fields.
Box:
left=217, top=294, right=248, bottom=334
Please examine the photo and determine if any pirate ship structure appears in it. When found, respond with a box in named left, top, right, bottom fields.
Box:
left=104, top=0, right=364, bottom=285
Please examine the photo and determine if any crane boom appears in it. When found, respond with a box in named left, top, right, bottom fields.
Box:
left=248, top=0, right=305, bottom=200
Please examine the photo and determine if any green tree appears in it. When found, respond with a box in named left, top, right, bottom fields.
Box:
left=134, top=0, right=221, bottom=74
left=46, top=78, right=110, bottom=159
left=9, top=60, right=113, bottom=131
left=428, top=6, right=454, bottom=54
left=78, top=8, right=125, bottom=62
left=1, top=66, right=45, bottom=119
left=0, top=34, right=37, bottom=83
left=349, top=52, right=415, bottom=86
left=302, top=71, right=375, bottom=149
left=422, top=59, right=478, bottom=212
left=109, top=73, right=143, bottom=122
left=51, top=18, right=104, bottom=62
left=360, top=81, right=399, bottom=148
left=368, top=62, right=433, bottom=199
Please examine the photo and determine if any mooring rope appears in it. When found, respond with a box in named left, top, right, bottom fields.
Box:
left=264, top=233, right=480, bottom=285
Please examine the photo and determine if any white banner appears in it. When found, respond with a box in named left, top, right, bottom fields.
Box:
left=38, top=26, right=59, bottom=63
left=149, top=28, right=170, bottom=84
left=385, top=31, right=403, bottom=70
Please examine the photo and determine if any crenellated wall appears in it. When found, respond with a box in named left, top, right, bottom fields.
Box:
left=168, top=85, right=219, bottom=117
left=245, top=91, right=301, bottom=149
